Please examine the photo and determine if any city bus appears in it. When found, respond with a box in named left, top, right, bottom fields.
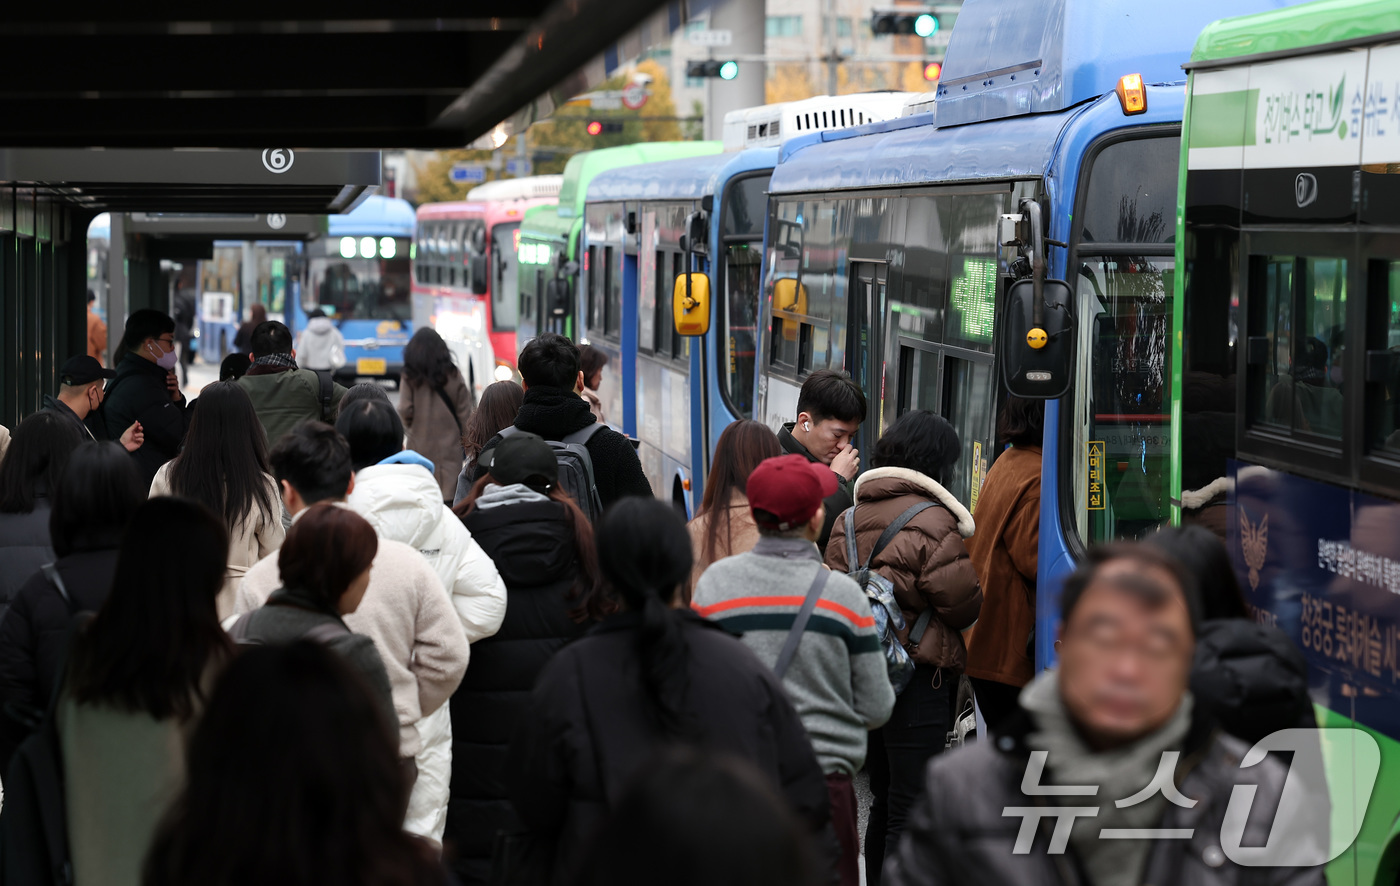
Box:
left=580, top=94, right=912, bottom=511
left=751, top=0, right=1294, bottom=672
left=412, top=175, right=562, bottom=393
left=298, top=195, right=415, bottom=385
left=513, top=141, right=723, bottom=358
left=1170, top=0, right=1400, bottom=878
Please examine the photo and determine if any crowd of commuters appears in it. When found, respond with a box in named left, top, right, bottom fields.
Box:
left=0, top=311, right=1328, bottom=886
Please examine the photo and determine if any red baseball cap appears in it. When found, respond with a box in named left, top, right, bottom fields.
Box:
left=746, top=454, right=839, bottom=531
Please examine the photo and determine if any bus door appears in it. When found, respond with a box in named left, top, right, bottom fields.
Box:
left=848, top=261, right=888, bottom=457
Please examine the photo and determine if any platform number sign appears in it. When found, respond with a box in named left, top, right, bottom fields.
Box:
left=1087, top=441, right=1105, bottom=510
left=262, top=148, right=295, bottom=174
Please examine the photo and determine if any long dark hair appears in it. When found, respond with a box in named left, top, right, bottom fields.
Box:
left=1146, top=525, right=1248, bottom=621
left=997, top=395, right=1046, bottom=449
left=573, top=748, right=823, bottom=886
left=461, top=381, right=523, bottom=463
left=456, top=472, right=610, bottom=622
left=0, top=411, right=84, bottom=514
left=596, top=498, right=695, bottom=739
left=401, top=326, right=460, bottom=391
left=50, top=441, right=146, bottom=557
left=166, top=381, right=275, bottom=529
left=695, top=420, right=781, bottom=567
left=67, top=498, right=233, bottom=721
left=871, top=409, right=961, bottom=487
left=143, top=643, right=441, bottom=886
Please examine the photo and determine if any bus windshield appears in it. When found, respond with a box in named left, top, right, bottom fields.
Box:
left=308, top=256, right=412, bottom=322
left=491, top=222, right=521, bottom=332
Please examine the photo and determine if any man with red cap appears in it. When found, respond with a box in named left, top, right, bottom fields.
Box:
left=692, top=453, right=894, bottom=886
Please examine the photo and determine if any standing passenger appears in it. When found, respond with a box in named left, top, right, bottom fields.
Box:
left=824, top=410, right=982, bottom=886
left=231, top=303, right=266, bottom=356
left=294, top=308, right=346, bottom=372
left=60, top=498, right=234, bottom=886
left=143, top=643, right=448, bottom=886
left=0, top=412, right=85, bottom=622
left=778, top=370, right=865, bottom=550
left=149, top=381, right=283, bottom=620
left=446, top=432, right=605, bottom=884
left=577, top=344, right=609, bottom=424
left=509, top=498, right=830, bottom=883
left=686, top=419, right=781, bottom=595
left=694, top=454, right=895, bottom=886
left=87, top=291, right=108, bottom=366
left=101, top=309, right=189, bottom=485
left=398, top=327, right=475, bottom=504
left=454, top=380, right=523, bottom=505
left=236, top=320, right=347, bottom=448
left=964, top=396, right=1044, bottom=730
left=0, top=441, right=145, bottom=771
left=42, top=355, right=143, bottom=450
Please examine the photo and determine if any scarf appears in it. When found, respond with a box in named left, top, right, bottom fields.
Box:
left=474, top=482, right=551, bottom=510
left=253, top=352, right=298, bottom=370
left=1020, top=670, right=1193, bottom=886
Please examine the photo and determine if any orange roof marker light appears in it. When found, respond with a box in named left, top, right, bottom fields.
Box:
left=1115, top=73, right=1146, bottom=116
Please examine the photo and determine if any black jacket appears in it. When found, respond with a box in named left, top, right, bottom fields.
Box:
left=40, top=395, right=104, bottom=443
left=0, top=499, right=55, bottom=625
left=508, top=609, right=830, bottom=885
left=1191, top=618, right=1316, bottom=746
left=446, top=499, right=590, bottom=885
left=885, top=703, right=1324, bottom=886
left=469, top=387, right=652, bottom=508
left=101, top=352, right=187, bottom=485
left=778, top=422, right=854, bottom=551
left=0, top=548, right=120, bottom=772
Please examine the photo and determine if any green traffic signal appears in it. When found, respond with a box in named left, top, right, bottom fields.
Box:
left=914, top=13, right=938, bottom=37
left=719, top=60, right=739, bottom=80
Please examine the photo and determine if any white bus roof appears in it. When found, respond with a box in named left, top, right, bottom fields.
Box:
left=465, top=175, right=564, bottom=202
left=721, top=93, right=919, bottom=151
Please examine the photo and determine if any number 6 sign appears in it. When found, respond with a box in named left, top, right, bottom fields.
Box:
left=262, top=148, right=295, bottom=174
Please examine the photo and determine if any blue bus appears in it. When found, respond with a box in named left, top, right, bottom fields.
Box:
left=580, top=95, right=912, bottom=512
left=298, top=195, right=416, bottom=384
left=749, top=0, right=1297, bottom=670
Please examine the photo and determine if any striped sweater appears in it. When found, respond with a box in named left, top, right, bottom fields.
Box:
left=693, top=536, right=897, bottom=776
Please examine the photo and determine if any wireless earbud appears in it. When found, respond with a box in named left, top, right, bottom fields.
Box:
left=803, top=422, right=811, bottom=432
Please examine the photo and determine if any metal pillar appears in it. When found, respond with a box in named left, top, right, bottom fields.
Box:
left=106, top=212, right=126, bottom=366
left=704, top=0, right=765, bottom=140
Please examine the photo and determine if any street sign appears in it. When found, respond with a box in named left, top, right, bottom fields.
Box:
left=450, top=164, right=486, bottom=184
left=687, top=28, right=733, bottom=47
left=589, top=95, right=622, bottom=110
left=506, top=158, right=532, bottom=177
left=621, top=83, right=650, bottom=110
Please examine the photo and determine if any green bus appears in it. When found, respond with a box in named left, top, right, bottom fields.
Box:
left=1176, top=0, right=1400, bottom=880
left=513, top=141, right=721, bottom=356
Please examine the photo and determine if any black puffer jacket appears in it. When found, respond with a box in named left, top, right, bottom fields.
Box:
left=0, top=548, right=119, bottom=771
left=101, top=352, right=187, bottom=485
left=446, top=497, right=589, bottom=885
left=466, top=387, right=652, bottom=508
left=0, top=499, right=55, bottom=625
left=509, top=610, right=830, bottom=885
left=1191, top=618, right=1315, bottom=745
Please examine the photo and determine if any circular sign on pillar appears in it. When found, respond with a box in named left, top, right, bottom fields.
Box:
left=262, top=148, right=296, bottom=174
left=621, top=83, right=650, bottom=110
left=266, top=213, right=287, bottom=230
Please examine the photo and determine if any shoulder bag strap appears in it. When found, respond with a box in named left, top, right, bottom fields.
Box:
left=316, top=369, right=334, bottom=421
left=908, top=606, right=936, bottom=647
left=561, top=421, right=606, bottom=446
left=844, top=507, right=859, bottom=572
left=863, top=501, right=939, bottom=570
left=432, top=384, right=463, bottom=435
left=40, top=563, right=73, bottom=613
left=773, top=566, right=830, bottom=680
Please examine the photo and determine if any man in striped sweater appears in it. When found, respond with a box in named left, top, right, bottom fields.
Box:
left=693, top=453, right=896, bottom=886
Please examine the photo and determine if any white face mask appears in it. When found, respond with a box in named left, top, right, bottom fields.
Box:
left=147, top=340, right=178, bottom=370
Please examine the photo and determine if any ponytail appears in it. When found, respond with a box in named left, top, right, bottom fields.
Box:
left=597, top=499, right=696, bottom=740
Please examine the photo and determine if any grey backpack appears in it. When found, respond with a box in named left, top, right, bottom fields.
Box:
left=487, top=423, right=606, bottom=522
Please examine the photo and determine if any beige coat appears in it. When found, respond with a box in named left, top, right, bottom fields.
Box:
left=150, top=465, right=284, bottom=620
left=398, top=372, right=474, bottom=502
left=234, top=528, right=469, bottom=759
left=686, top=492, right=761, bottom=598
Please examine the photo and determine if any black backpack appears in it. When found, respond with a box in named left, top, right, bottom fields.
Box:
left=483, top=424, right=605, bottom=522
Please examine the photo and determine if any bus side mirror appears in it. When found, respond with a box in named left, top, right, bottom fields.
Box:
left=673, top=273, right=711, bottom=336
left=469, top=255, right=488, bottom=294
left=772, top=278, right=807, bottom=342
left=546, top=278, right=570, bottom=317
left=999, top=278, right=1076, bottom=399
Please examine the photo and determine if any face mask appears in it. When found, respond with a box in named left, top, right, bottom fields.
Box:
left=148, top=341, right=178, bottom=370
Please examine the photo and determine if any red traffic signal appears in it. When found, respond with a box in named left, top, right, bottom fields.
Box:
left=923, top=62, right=942, bottom=82
left=587, top=120, right=603, bottom=136
left=586, top=120, right=624, bottom=136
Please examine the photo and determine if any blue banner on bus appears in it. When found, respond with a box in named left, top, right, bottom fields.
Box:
left=1229, top=460, right=1400, bottom=740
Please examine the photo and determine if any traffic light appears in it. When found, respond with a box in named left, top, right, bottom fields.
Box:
left=871, top=9, right=939, bottom=36
left=587, top=120, right=624, bottom=136
left=923, top=61, right=942, bottom=82
left=686, top=59, right=739, bottom=80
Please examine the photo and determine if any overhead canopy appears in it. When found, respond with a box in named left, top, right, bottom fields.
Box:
left=0, top=149, right=379, bottom=214
left=3, top=2, right=675, bottom=148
